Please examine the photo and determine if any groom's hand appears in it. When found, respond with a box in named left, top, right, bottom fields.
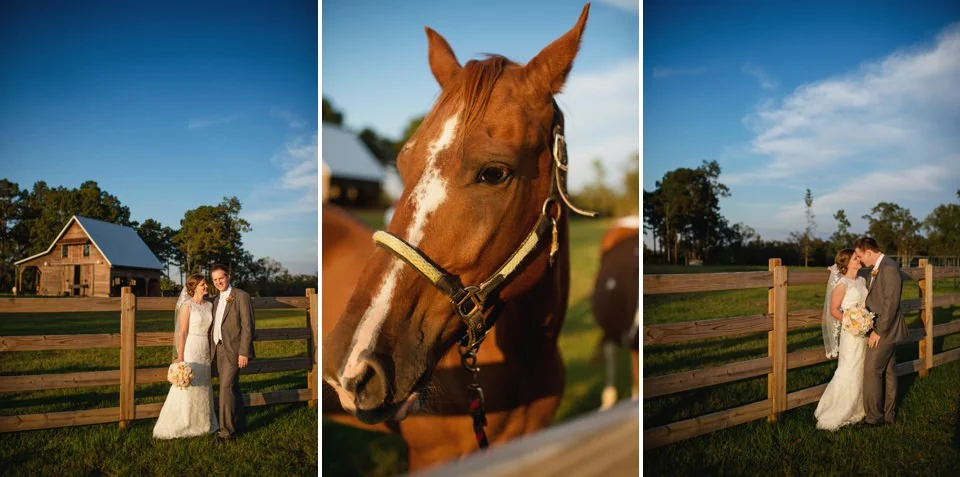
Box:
left=868, top=333, right=881, bottom=348
left=238, top=355, right=249, bottom=369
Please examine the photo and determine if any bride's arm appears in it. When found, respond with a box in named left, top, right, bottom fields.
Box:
left=175, top=304, right=190, bottom=362
left=829, top=283, right=846, bottom=321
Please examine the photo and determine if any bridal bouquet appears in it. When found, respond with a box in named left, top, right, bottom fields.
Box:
left=842, top=305, right=875, bottom=337
left=167, top=361, right=195, bottom=389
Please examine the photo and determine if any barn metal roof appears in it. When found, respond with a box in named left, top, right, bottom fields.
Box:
left=15, top=216, right=164, bottom=270
left=321, top=123, right=384, bottom=182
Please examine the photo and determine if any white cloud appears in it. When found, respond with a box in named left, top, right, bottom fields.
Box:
left=598, top=0, right=639, bottom=14
left=187, top=114, right=239, bottom=130
left=244, top=134, right=318, bottom=222
left=652, top=66, right=706, bottom=79
left=724, top=23, right=960, bottom=239
left=742, top=62, right=779, bottom=90
left=559, top=58, right=640, bottom=191
left=270, top=108, right=307, bottom=128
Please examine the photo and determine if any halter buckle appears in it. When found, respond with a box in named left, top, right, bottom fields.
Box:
left=455, top=286, right=483, bottom=320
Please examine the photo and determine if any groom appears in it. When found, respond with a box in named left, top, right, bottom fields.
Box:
left=210, top=263, right=256, bottom=440
left=855, top=237, right=908, bottom=426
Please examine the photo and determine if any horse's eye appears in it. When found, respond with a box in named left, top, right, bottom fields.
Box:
left=477, top=165, right=511, bottom=185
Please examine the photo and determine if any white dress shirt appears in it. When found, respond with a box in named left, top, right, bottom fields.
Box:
left=870, top=253, right=885, bottom=288
left=214, top=287, right=232, bottom=344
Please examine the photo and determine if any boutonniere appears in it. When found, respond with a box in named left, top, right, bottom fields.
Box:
left=226, top=295, right=235, bottom=303
left=870, top=268, right=879, bottom=277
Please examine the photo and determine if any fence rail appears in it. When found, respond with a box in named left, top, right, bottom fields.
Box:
left=0, top=287, right=319, bottom=433
left=643, top=262, right=960, bottom=449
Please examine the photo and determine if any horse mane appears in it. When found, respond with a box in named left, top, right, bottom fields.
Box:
left=436, top=54, right=513, bottom=138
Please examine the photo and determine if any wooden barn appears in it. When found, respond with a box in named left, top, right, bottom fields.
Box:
left=14, top=216, right=165, bottom=297
left=322, top=122, right=384, bottom=207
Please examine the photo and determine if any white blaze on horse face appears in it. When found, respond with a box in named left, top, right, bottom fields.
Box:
left=340, top=111, right=461, bottom=385
left=406, top=111, right=460, bottom=246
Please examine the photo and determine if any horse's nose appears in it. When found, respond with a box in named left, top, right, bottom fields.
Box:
left=341, top=357, right=388, bottom=411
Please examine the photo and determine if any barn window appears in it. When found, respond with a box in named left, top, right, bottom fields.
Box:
left=62, top=245, right=68, bottom=258
left=83, top=244, right=90, bottom=257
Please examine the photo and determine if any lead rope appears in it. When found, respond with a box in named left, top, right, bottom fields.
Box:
left=459, top=343, right=489, bottom=449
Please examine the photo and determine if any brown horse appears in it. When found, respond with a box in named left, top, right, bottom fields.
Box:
left=322, top=4, right=592, bottom=471
left=591, top=217, right=640, bottom=409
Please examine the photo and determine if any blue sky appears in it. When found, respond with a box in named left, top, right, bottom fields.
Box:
left=322, top=0, right=640, bottom=193
left=646, top=0, right=960, bottom=242
left=0, top=1, right=319, bottom=275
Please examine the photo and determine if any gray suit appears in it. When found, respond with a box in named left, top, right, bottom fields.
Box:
left=861, top=257, right=908, bottom=424
left=210, top=287, right=256, bottom=437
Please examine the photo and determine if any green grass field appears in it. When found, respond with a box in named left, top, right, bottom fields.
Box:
left=643, top=265, right=960, bottom=475
left=321, top=216, right=636, bottom=476
left=0, top=309, right=317, bottom=476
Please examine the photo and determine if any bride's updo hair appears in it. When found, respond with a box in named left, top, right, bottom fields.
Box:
left=834, top=248, right=855, bottom=275
left=185, top=274, right=207, bottom=297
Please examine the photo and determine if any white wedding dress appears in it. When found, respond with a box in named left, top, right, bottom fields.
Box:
left=814, top=276, right=868, bottom=431
left=153, top=299, right=219, bottom=439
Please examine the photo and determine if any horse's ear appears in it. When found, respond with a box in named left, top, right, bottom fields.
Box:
left=425, top=27, right=462, bottom=89
left=524, top=3, right=590, bottom=95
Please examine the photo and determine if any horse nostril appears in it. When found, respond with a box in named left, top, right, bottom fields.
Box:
left=344, top=358, right=388, bottom=411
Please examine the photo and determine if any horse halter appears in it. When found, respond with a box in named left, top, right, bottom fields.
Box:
left=371, top=100, right=594, bottom=352
left=371, top=100, right=594, bottom=449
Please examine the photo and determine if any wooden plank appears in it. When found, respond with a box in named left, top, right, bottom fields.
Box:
left=786, top=383, right=828, bottom=410
left=644, top=399, right=771, bottom=449
left=921, top=263, right=933, bottom=375
left=133, top=402, right=164, bottom=419
left=0, top=296, right=309, bottom=314
left=136, top=332, right=173, bottom=347
left=419, top=401, right=638, bottom=477
left=932, top=347, right=960, bottom=367
left=136, top=366, right=168, bottom=384
left=787, top=269, right=831, bottom=286
left=787, top=347, right=831, bottom=370
left=787, top=309, right=822, bottom=329
left=0, top=370, right=120, bottom=392
left=0, top=333, right=120, bottom=351
left=771, top=266, right=788, bottom=418
left=933, top=268, right=960, bottom=279
left=643, top=271, right=772, bottom=295
left=256, top=327, right=311, bottom=341
left=766, top=259, right=779, bottom=423
left=895, top=358, right=923, bottom=376
left=643, top=314, right=771, bottom=346
left=901, top=298, right=922, bottom=313
left=243, top=388, right=311, bottom=406
left=901, top=327, right=926, bottom=344
left=0, top=407, right=119, bottom=433
left=933, top=320, right=960, bottom=338
left=241, top=357, right=311, bottom=375
left=0, top=297, right=121, bottom=313
left=118, top=287, right=135, bottom=426
left=901, top=268, right=925, bottom=281
left=644, top=357, right=772, bottom=399
left=307, top=288, right=318, bottom=408
left=933, top=294, right=960, bottom=308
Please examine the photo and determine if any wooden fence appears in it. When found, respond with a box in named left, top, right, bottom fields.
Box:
left=643, top=259, right=960, bottom=449
left=0, top=287, right=319, bottom=433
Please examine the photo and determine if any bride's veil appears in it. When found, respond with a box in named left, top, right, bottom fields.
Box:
left=173, top=287, right=190, bottom=358
left=822, top=265, right=843, bottom=359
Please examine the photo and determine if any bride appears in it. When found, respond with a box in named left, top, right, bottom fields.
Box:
left=153, top=274, right=219, bottom=439
left=814, top=248, right=868, bottom=430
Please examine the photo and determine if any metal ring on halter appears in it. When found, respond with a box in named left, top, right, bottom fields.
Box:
left=541, top=197, right=561, bottom=219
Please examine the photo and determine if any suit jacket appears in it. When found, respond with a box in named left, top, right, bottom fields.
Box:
left=210, top=287, right=256, bottom=360
left=862, top=258, right=908, bottom=344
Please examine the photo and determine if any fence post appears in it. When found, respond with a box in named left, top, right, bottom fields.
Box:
left=307, top=288, right=318, bottom=408
left=119, top=286, right=136, bottom=428
left=920, top=262, right=934, bottom=375
left=766, top=258, right=783, bottom=422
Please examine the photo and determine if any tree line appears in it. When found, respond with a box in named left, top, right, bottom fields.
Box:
left=643, top=163, right=960, bottom=267
left=0, top=179, right=317, bottom=296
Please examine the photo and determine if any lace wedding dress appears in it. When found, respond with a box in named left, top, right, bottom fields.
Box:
left=815, top=276, right=869, bottom=431
left=153, top=299, right=219, bottom=439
